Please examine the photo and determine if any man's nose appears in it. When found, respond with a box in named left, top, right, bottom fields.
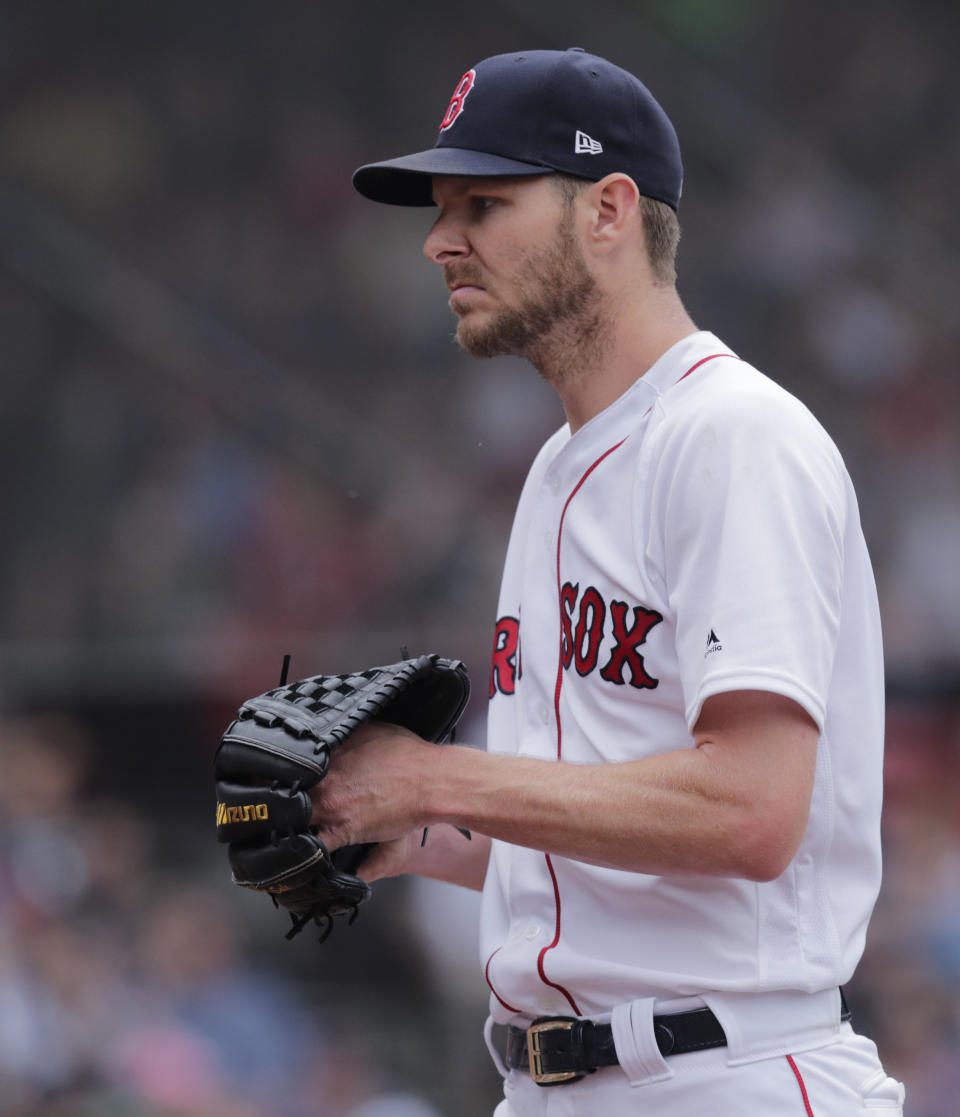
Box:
left=423, top=212, right=469, bottom=265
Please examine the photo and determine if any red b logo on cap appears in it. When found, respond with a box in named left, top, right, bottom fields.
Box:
left=439, top=69, right=476, bottom=131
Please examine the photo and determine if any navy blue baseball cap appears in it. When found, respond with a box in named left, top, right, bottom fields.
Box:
left=352, top=48, right=683, bottom=210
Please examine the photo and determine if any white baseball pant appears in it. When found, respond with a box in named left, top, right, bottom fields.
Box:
left=490, top=1026, right=903, bottom=1116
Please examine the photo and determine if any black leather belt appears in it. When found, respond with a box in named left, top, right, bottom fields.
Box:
left=506, top=991, right=852, bottom=1087
left=506, top=1008, right=726, bottom=1087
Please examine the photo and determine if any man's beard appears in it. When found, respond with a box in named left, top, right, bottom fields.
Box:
left=447, top=212, right=604, bottom=373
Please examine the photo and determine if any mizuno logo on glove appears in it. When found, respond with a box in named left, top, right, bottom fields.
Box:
left=216, top=802, right=269, bottom=827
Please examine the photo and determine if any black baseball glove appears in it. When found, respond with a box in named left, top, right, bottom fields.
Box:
left=214, top=653, right=470, bottom=940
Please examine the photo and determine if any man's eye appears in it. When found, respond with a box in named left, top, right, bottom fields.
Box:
left=472, top=196, right=499, bottom=212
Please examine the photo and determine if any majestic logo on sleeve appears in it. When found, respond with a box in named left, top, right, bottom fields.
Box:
left=490, top=587, right=662, bottom=697
left=439, top=69, right=476, bottom=131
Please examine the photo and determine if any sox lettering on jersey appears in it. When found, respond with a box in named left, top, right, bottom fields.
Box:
left=490, top=588, right=662, bottom=697
left=562, top=584, right=662, bottom=687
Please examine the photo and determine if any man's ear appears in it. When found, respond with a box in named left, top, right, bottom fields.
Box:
left=584, top=173, right=641, bottom=252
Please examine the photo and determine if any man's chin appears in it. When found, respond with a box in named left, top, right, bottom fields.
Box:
left=455, top=321, right=506, bottom=359
left=455, top=310, right=533, bottom=359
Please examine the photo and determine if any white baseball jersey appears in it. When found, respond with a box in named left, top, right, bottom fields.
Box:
left=481, top=330, right=885, bottom=1034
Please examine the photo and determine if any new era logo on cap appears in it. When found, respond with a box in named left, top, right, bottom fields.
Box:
left=575, top=130, right=603, bottom=155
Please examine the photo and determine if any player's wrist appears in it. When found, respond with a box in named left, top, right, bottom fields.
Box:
left=418, top=742, right=497, bottom=834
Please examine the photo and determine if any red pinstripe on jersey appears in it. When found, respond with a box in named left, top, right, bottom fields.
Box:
left=536, top=853, right=582, bottom=1014
left=535, top=353, right=736, bottom=1011
left=488, top=349, right=735, bottom=1018
left=485, top=947, right=522, bottom=1014
left=676, top=351, right=734, bottom=383
left=553, top=439, right=629, bottom=760
left=533, top=436, right=628, bottom=1015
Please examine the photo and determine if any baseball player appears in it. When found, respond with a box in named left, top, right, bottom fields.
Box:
left=312, top=48, right=904, bottom=1114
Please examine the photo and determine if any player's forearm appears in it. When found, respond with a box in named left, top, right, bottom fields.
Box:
left=419, top=744, right=798, bottom=881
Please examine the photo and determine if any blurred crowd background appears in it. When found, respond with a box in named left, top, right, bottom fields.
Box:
left=1, top=1, right=959, bottom=1114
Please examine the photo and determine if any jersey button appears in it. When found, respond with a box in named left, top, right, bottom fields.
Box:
left=539, top=707, right=550, bottom=725
left=524, top=925, right=542, bottom=940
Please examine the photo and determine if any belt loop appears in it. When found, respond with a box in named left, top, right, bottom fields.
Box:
left=702, top=987, right=844, bottom=1065
left=610, top=999, right=673, bottom=1086
left=484, top=1015, right=510, bottom=1079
